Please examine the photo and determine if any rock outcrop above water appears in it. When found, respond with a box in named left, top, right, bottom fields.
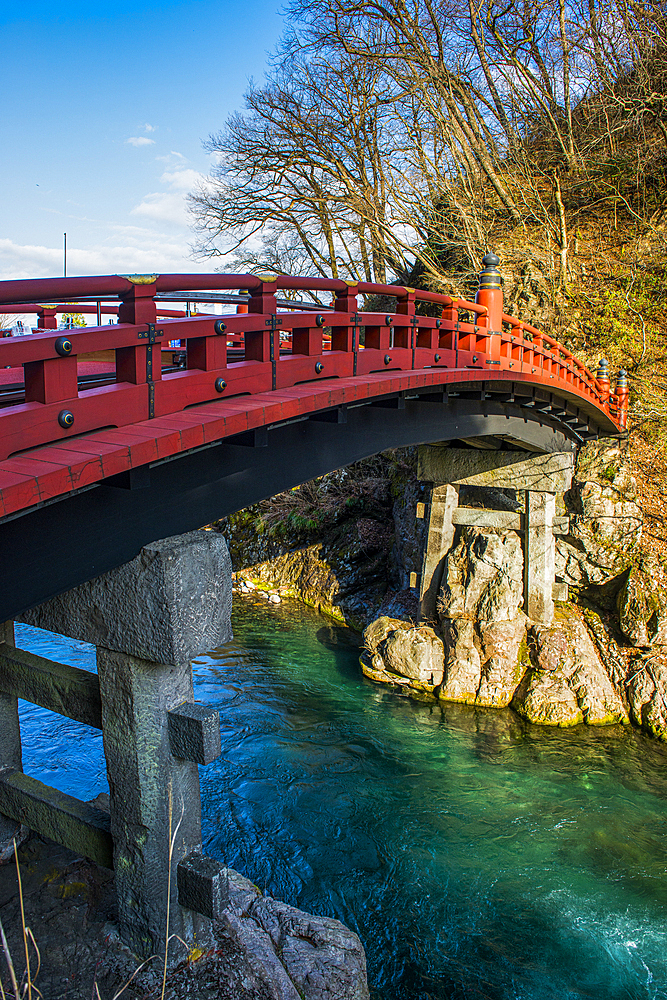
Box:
left=362, top=617, right=444, bottom=696
left=437, top=527, right=527, bottom=708
left=360, top=439, right=667, bottom=740
left=221, top=870, right=369, bottom=1000
left=512, top=614, right=628, bottom=726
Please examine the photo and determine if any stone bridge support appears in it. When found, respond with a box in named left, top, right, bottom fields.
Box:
left=0, top=530, right=232, bottom=961
left=416, top=446, right=575, bottom=624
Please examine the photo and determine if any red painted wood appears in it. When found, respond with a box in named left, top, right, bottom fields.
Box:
left=0, top=271, right=624, bottom=521
left=24, top=357, right=78, bottom=404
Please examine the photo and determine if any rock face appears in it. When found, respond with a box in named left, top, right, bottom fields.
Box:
left=437, top=528, right=528, bottom=707
left=221, top=451, right=426, bottom=631
left=625, top=652, right=667, bottom=740
left=512, top=613, right=628, bottom=726
left=616, top=556, right=667, bottom=646
left=555, top=440, right=642, bottom=589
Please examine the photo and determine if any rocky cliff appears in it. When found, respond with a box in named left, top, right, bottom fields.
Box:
left=362, top=439, right=667, bottom=741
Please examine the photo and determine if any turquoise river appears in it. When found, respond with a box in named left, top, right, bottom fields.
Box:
left=14, top=597, right=667, bottom=999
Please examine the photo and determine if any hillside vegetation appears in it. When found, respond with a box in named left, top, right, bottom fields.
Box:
left=192, top=0, right=667, bottom=542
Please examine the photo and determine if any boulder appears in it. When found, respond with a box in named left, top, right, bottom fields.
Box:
left=218, top=870, right=370, bottom=1000
left=362, top=616, right=445, bottom=693
left=438, top=527, right=524, bottom=624
left=625, top=652, right=667, bottom=739
left=512, top=613, right=628, bottom=727
left=439, top=617, right=527, bottom=707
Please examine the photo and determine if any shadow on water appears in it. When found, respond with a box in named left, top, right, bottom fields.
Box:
left=14, top=602, right=667, bottom=1000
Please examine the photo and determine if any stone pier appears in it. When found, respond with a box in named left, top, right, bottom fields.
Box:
left=0, top=621, right=23, bottom=859
left=417, top=445, right=575, bottom=623
left=1, top=529, right=232, bottom=960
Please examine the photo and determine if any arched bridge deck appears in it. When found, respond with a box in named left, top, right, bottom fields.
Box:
left=0, top=264, right=627, bottom=620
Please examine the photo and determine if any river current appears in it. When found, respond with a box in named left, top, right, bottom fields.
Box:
left=15, top=598, right=667, bottom=999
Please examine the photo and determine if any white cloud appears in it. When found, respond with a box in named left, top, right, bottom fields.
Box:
left=0, top=236, right=211, bottom=282
left=126, top=136, right=155, bottom=147
left=157, top=151, right=186, bottom=165
left=131, top=167, right=205, bottom=226
left=144, top=123, right=157, bottom=132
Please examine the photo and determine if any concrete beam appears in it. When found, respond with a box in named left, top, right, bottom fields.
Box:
left=0, top=769, right=112, bottom=868
left=452, top=508, right=522, bottom=531
left=418, top=446, right=574, bottom=492
left=21, top=529, right=232, bottom=665
left=450, top=508, right=569, bottom=535
left=0, top=645, right=102, bottom=729
left=525, top=491, right=556, bottom=623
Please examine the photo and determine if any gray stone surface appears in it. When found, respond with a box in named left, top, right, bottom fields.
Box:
left=177, top=851, right=229, bottom=919
left=0, top=644, right=102, bottom=729
left=419, top=483, right=459, bottom=619
left=453, top=507, right=523, bottom=530
left=21, top=529, right=232, bottom=665
left=418, top=446, right=574, bottom=491
left=0, top=769, right=112, bottom=868
left=524, top=491, right=556, bottom=624
left=220, top=871, right=370, bottom=1000
left=249, top=896, right=370, bottom=1000
left=97, top=647, right=212, bottom=959
left=168, top=702, right=222, bottom=764
left=0, top=620, right=24, bottom=855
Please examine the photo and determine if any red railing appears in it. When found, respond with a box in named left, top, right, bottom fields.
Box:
left=0, top=270, right=627, bottom=463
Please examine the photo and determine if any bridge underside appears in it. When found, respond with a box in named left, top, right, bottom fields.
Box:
left=1, top=386, right=585, bottom=622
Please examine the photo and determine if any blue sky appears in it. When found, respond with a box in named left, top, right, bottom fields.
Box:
left=1, top=0, right=285, bottom=280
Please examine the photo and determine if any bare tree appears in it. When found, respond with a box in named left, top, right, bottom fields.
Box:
left=190, top=0, right=667, bottom=291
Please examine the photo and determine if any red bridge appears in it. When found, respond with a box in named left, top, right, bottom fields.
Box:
left=0, top=256, right=626, bottom=622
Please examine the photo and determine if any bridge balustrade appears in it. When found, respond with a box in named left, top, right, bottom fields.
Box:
left=0, top=264, right=627, bottom=475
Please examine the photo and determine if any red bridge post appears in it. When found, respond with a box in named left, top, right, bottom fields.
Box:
left=476, top=253, right=503, bottom=365
left=36, top=307, right=58, bottom=330
left=615, top=369, right=629, bottom=429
